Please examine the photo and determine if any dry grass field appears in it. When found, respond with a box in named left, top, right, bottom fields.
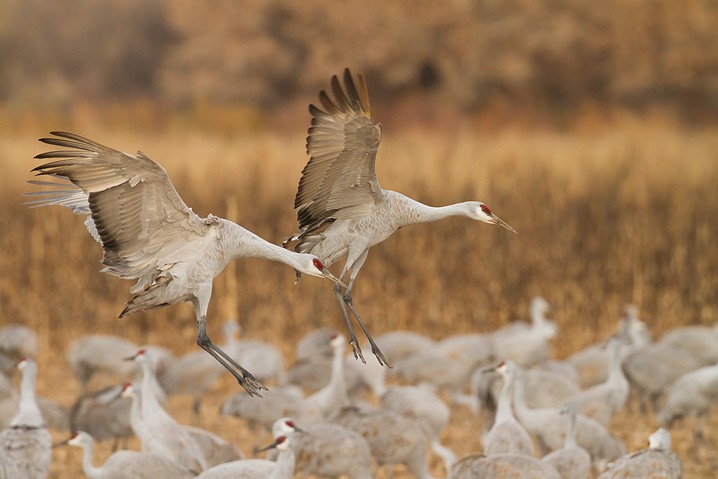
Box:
left=1, top=117, right=717, bottom=478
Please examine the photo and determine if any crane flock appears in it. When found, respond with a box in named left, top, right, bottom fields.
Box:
left=0, top=69, right=706, bottom=478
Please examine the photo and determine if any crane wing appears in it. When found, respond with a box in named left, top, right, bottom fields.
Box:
left=294, top=68, right=383, bottom=230
left=30, top=132, right=217, bottom=288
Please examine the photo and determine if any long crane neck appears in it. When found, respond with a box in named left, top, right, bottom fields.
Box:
left=271, top=448, right=296, bottom=479
left=79, top=439, right=102, bottom=478
left=393, top=194, right=477, bottom=227
left=223, top=221, right=310, bottom=270
left=13, top=362, right=44, bottom=427
left=495, top=373, right=515, bottom=424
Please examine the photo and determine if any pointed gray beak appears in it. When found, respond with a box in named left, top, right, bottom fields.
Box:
left=321, top=269, right=346, bottom=288
left=491, top=214, right=517, bottom=235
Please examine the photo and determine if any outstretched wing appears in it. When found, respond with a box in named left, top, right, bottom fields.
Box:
left=294, top=68, right=383, bottom=231
left=30, top=131, right=217, bottom=286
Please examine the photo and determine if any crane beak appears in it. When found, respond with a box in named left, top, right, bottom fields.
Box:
left=490, top=214, right=517, bottom=235
left=320, top=269, right=346, bottom=288
left=52, top=438, right=71, bottom=448
left=255, top=437, right=282, bottom=453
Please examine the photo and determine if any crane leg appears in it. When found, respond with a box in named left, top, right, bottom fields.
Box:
left=334, top=283, right=365, bottom=363
left=341, top=292, right=390, bottom=367
left=196, top=315, right=267, bottom=397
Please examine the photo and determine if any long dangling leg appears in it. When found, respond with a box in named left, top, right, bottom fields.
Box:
left=193, top=293, right=266, bottom=397
left=335, top=269, right=365, bottom=363
left=340, top=251, right=390, bottom=367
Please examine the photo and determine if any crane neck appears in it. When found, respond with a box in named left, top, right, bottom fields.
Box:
left=510, top=370, right=538, bottom=431
left=494, top=372, right=515, bottom=425
left=12, top=363, right=44, bottom=428
left=399, top=197, right=476, bottom=226
left=79, top=439, right=102, bottom=478
left=223, top=221, right=309, bottom=270
left=271, top=448, right=296, bottom=479
left=564, top=409, right=578, bottom=448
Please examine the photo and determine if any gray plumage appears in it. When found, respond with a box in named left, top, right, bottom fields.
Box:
left=124, top=351, right=208, bottom=472
left=658, top=363, right=718, bottom=439
left=449, top=453, right=562, bottom=479
left=284, top=69, right=515, bottom=364
left=483, top=361, right=533, bottom=456
left=511, top=363, right=626, bottom=466
left=622, top=341, right=702, bottom=413
left=66, top=430, right=195, bottom=479
left=563, top=338, right=629, bottom=426
left=541, top=403, right=591, bottom=479
left=334, top=406, right=434, bottom=479
left=196, top=435, right=294, bottom=479
left=598, top=428, right=681, bottom=479
left=0, top=359, right=51, bottom=479
left=220, top=385, right=305, bottom=432
left=380, top=384, right=457, bottom=472
left=28, top=131, right=343, bottom=396
left=272, top=417, right=373, bottom=479
left=69, top=385, right=134, bottom=447
left=0, top=325, right=37, bottom=376
left=67, top=335, right=140, bottom=391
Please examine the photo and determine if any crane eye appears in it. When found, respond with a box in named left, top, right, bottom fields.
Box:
left=312, top=258, right=324, bottom=271
left=276, top=436, right=287, bottom=444
left=286, top=420, right=295, bottom=428
left=480, top=204, right=492, bottom=215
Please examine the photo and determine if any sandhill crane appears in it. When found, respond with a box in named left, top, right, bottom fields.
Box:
left=562, top=338, right=629, bottom=426
left=67, top=334, right=141, bottom=391
left=510, top=362, right=625, bottom=467
left=69, top=385, right=133, bottom=450
left=449, top=453, right=562, bottom=479
left=295, top=332, right=351, bottom=423
left=61, top=430, right=195, bottom=479
left=220, top=385, right=305, bottom=432
left=568, top=305, right=648, bottom=388
left=598, top=428, right=681, bottom=479
left=471, top=362, right=579, bottom=434
left=0, top=359, right=51, bottom=479
left=540, top=403, right=591, bottom=479
left=393, top=350, right=471, bottom=400
left=128, top=349, right=241, bottom=467
left=482, top=361, right=533, bottom=456
left=380, top=384, right=457, bottom=472
left=295, top=327, right=337, bottom=359
left=286, top=350, right=366, bottom=395
left=0, top=386, right=69, bottom=432
left=0, top=325, right=37, bottom=375
left=283, top=69, right=516, bottom=364
left=490, top=297, right=556, bottom=368
left=272, top=417, right=373, bottom=479
left=374, top=331, right=437, bottom=365
left=334, top=406, right=434, bottom=479
left=28, top=132, right=344, bottom=396
left=658, top=362, right=718, bottom=441
left=122, top=355, right=208, bottom=471
left=622, top=341, right=702, bottom=413
left=196, top=435, right=295, bottom=479
left=657, top=324, right=718, bottom=366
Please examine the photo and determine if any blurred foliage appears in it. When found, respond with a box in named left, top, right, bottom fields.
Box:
left=1, top=0, right=717, bottom=119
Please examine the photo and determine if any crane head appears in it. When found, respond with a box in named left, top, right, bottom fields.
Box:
left=256, top=435, right=290, bottom=453
left=469, top=202, right=517, bottom=234
left=120, top=382, right=136, bottom=398
left=295, top=255, right=346, bottom=288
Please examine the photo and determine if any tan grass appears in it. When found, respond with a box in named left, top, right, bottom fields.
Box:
left=0, top=119, right=716, bottom=477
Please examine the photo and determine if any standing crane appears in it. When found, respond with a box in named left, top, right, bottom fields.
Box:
left=0, top=359, right=51, bottom=479
left=27, top=131, right=344, bottom=396
left=60, top=430, right=195, bottom=479
left=284, top=69, right=516, bottom=364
